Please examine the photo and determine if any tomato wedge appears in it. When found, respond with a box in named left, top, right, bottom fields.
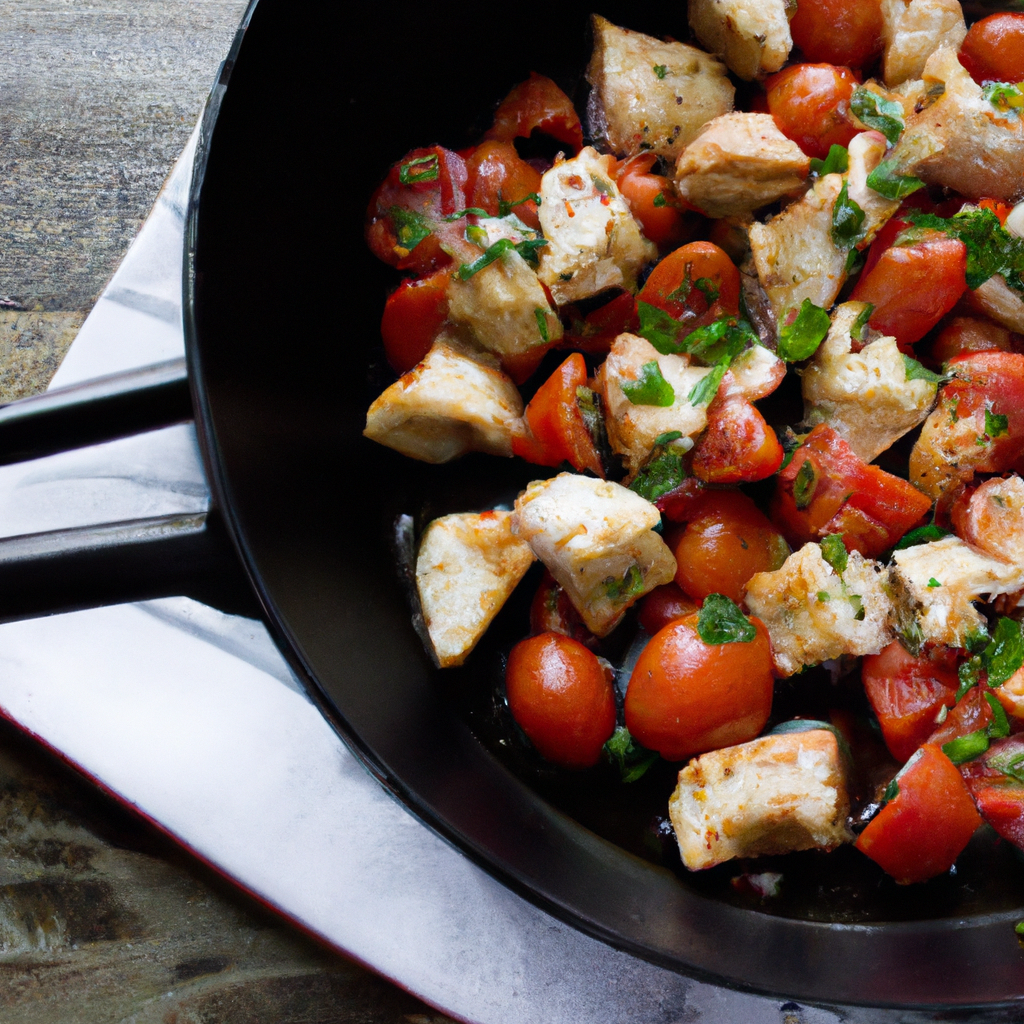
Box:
left=379, top=269, right=449, bottom=374
left=464, top=140, right=543, bottom=229
left=691, top=394, right=784, bottom=484
left=765, top=63, right=861, bottom=160
left=561, top=291, right=639, bottom=356
left=614, top=153, right=693, bottom=250
left=484, top=72, right=583, bottom=152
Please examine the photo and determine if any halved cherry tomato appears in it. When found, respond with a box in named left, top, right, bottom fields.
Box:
left=484, top=72, right=583, bottom=153
left=512, top=353, right=604, bottom=477
left=862, top=641, right=959, bottom=763
left=959, top=13, right=1024, bottom=85
left=561, top=291, right=639, bottom=356
left=765, top=63, right=861, bottom=160
left=946, top=352, right=1024, bottom=474
left=772, top=425, right=932, bottom=557
left=671, top=490, right=790, bottom=604
left=614, top=154, right=693, bottom=250
left=929, top=317, right=1015, bottom=364
left=464, top=140, right=543, bottom=229
left=637, top=582, right=699, bottom=635
left=789, top=0, right=884, bottom=70
left=855, top=744, right=982, bottom=884
left=850, top=234, right=967, bottom=350
left=691, top=394, right=784, bottom=484
left=529, top=571, right=598, bottom=649
left=505, top=632, right=616, bottom=768
left=379, top=269, right=449, bottom=374
left=625, top=611, right=774, bottom=761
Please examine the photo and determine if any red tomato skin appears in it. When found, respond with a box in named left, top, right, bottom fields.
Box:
left=624, top=613, right=774, bottom=761
left=464, top=141, right=543, bottom=229
left=505, top=633, right=616, bottom=768
left=929, top=317, right=1015, bottom=364
left=485, top=72, right=583, bottom=152
left=855, top=744, right=982, bottom=884
left=946, top=352, right=1024, bottom=475
left=561, top=291, right=639, bottom=356
left=850, top=236, right=967, bottom=350
left=926, top=685, right=994, bottom=748
left=691, top=395, right=784, bottom=484
left=765, top=63, right=861, bottom=159
left=636, top=583, right=698, bottom=635
left=959, top=14, right=1024, bottom=85
left=974, top=784, right=1024, bottom=850
left=861, top=642, right=959, bottom=763
left=615, top=154, right=694, bottom=250
left=790, top=0, right=884, bottom=69
left=379, top=269, right=449, bottom=374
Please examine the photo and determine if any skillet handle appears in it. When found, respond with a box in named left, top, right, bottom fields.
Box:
left=0, top=360, right=261, bottom=621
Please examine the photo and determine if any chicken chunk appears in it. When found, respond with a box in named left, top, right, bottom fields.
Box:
left=744, top=543, right=892, bottom=676
left=510, top=473, right=676, bottom=636
left=536, top=148, right=656, bottom=307
left=967, top=276, right=1024, bottom=335
left=888, top=535, right=1024, bottom=653
left=586, top=15, right=734, bottom=163
left=802, top=301, right=937, bottom=462
left=363, top=333, right=523, bottom=463
left=687, top=0, right=793, bottom=82
left=596, top=333, right=715, bottom=476
left=880, top=0, right=967, bottom=87
left=749, top=173, right=848, bottom=325
left=447, top=246, right=562, bottom=358
left=957, top=476, right=1024, bottom=566
left=674, top=113, right=809, bottom=218
left=669, top=730, right=853, bottom=871
left=416, top=511, right=536, bottom=668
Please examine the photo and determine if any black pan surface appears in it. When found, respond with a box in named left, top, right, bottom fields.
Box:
left=185, top=0, right=1024, bottom=1007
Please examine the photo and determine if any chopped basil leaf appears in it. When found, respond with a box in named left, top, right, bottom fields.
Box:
left=630, top=446, right=685, bottom=503
left=683, top=317, right=758, bottom=364
left=820, top=534, right=848, bottom=576
left=851, top=303, right=875, bottom=341
left=985, top=692, right=1012, bottom=739
left=388, top=206, right=434, bottom=252
left=457, top=237, right=548, bottom=279
left=902, top=354, right=946, bottom=384
left=865, top=158, right=925, bottom=201
left=687, top=358, right=729, bottom=407
left=654, top=430, right=682, bottom=445
left=849, top=594, right=865, bottom=621
left=851, top=87, right=906, bottom=145
left=983, top=81, right=1024, bottom=116
left=637, top=300, right=686, bottom=354
left=534, top=308, right=550, bottom=343
left=604, top=726, right=659, bottom=783
left=809, top=144, right=849, bottom=177
left=957, top=656, right=982, bottom=701
left=778, top=299, right=831, bottom=362
left=444, top=206, right=491, bottom=221
left=399, top=153, right=440, bottom=184
left=883, top=778, right=900, bottom=803
left=966, top=627, right=991, bottom=654
left=653, top=64, right=668, bottom=79
left=986, top=408, right=1010, bottom=438
left=793, top=458, right=818, bottom=510
left=514, top=237, right=549, bottom=267
left=928, top=578, right=942, bottom=588
left=983, top=616, right=1024, bottom=687
left=604, top=564, right=645, bottom=602
left=695, top=277, right=720, bottom=304
left=943, top=729, right=990, bottom=765
left=894, top=523, right=950, bottom=550
left=576, top=385, right=608, bottom=458
left=622, top=361, right=676, bottom=407
left=496, top=192, right=541, bottom=217
left=831, top=180, right=867, bottom=252
left=653, top=191, right=668, bottom=208
left=697, top=594, right=757, bottom=645
left=817, top=591, right=831, bottom=603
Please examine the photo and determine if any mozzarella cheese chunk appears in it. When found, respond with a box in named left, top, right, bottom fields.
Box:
left=447, top=247, right=562, bottom=358
left=889, top=535, right=1024, bottom=652
left=880, top=0, right=967, bottom=87
left=674, top=113, right=809, bottom=218
left=744, top=543, right=893, bottom=677
left=416, top=511, right=536, bottom=668
left=959, top=476, right=1024, bottom=566
left=510, top=473, right=676, bottom=636
left=687, top=0, right=793, bottom=81
left=669, top=730, right=853, bottom=871
left=363, top=333, right=523, bottom=463
left=536, top=148, right=656, bottom=307
left=596, top=333, right=714, bottom=476
left=802, top=301, right=937, bottom=463
left=586, top=15, right=734, bottom=163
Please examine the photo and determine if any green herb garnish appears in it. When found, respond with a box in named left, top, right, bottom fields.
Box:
left=851, top=303, right=875, bottom=341
left=809, top=144, right=849, bottom=177
left=687, top=359, right=729, bottom=407
left=985, top=408, right=1010, bottom=438
left=894, top=523, right=951, bottom=550
left=637, top=300, right=685, bottom=354
left=820, top=534, right=848, bottom=576
left=778, top=299, right=831, bottom=362
left=865, top=158, right=925, bottom=201
left=653, top=64, right=668, bottom=79
left=902, top=354, right=946, bottom=384
left=604, top=726, right=659, bottom=783
left=793, top=459, right=818, bottom=509
left=851, top=87, right=906, bottom=145
left=942, top=729, right=990, bottom=765
left=604, top=564, right=645, bottom=602
left=621, top=361, right=676, bottom=407
left=399, top=153, right=440, bottom=184
left=928, top=578, right=942, bottom=588
left=457, top=237, right=548, bottom=279
left=697, top=594, right=757, bottom=645
left=831, top=180, right=867, bottom=252
left=630, top=444, right=685, bottom=503
left=983, top=616, right=1024, bottom=687
left=534, top=308, right=550, bottom=343
left=388, top=206, right=434, bottom=252
left=983, top=81, right=1024, bottom=116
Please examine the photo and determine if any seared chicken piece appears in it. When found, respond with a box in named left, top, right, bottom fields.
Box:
left=687, top=0, right=793, bottom=82
left=596, top=333, right=715, bottom=476
left=958, top=476, right=1024, bottom=566
left=888, top=535, right=1024, bottom=652
left=416, top=511, right=536, bottom=668
left=363, top=332, right=523, bottom=463
left=674, top=113, right=809, bottom=218
left=968, top=276, right=1024, bottom=335
left=510, top=473, right=676, bottom=636
left=586, top=15, right=734, bottom=163
left=536, top=148, right=656, bottom=307
left=880, top=0, right=967, bottom=87
left=802, top=301, right=937, bottom=462
left=744, top=543, right=893, bottom=677
left=669, top=730, right=853, bottom=871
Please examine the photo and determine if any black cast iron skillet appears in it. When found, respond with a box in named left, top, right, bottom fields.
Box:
left=5, top=0, right=1024, bottom=1009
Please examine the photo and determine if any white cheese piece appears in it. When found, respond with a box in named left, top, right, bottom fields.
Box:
left=416, top=511, right=536, bottom=668
left=669, top=731, right=853, bottom=871
left=536, top=148, right=656, bottom=307
left=674, top=113, right=809, bottom=218
left=880, top=0, right=967, bottom=87
left=510, top=473, right=676, bottom=636
left=744, top=543, right=892, bottom=677
left=687, top=0, right=793, bottom=81
left=363, top=332, right=523, bottom=463
left=585, top=15, right=734, bottom=162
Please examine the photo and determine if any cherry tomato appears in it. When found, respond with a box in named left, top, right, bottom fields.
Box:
left=512, top=353, right=604, bottom=477
left=959, top=13, right=1024, bottom=85
left=672, top=490, right=790, bottom=604
left=379, top=269, right=449, bottom=374
left=855, top=744, right=982, bottom=884
left=929, top=317, right=1015, bottom=364
left=974, top=783, right=1024, bottom=850
left=505, top=632, right=616, bottom=768
left=625, top=612, right=774, bottom=761
left=765, top=63, right=861, bottom=160
left=614, top=153, right=694, bottom=250
left=484, top=72, right=583, bottom=152
left=690, top=394, right=785, bottom=484
left=790, top=0, right=884, bottom=70
left=637, top=582, right=698, bottom=635
left=861, top=641, right=959, bottom=763
left=464, top=140, right=543, bottom=229
left=560, top=291, right=639, bottom=356
left=529, top=571, right=598, bottom=649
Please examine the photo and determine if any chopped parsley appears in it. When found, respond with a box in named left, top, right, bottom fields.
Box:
left=902, top=354, right=946, bottom=384
left=983, top=616, right=1024, bottom=687
left=820, top=533, right=848, bottom=576
left=497, top=192, right=540, bottom=217
left=604, top=726, right=659, bottom=783
left=777, top=299, right=831, bottom=362
left=534, top=308, right=550, bottom=343
left=985, top=408, right=1010, bottom=438
left=695, top=277, right=720, bottom=304
left=388, top=206, right=433, bottom=252
left=851, top=303, right=875, bottom=341
left=653, top=191, right=668, bottom=208
left=927, top=578, right=942, bottom=588
left=653, top=64, right=668, bottom=79
left=817, top=591, right=831, bottom=603
left=848, top=594, right=866, bottom=621
left=629, top=441, right=686, bottom=503
left=398, top=153, right=440, bottom=184
left=809, top=144, right=849, bottom=177
left=942, top=729, right=990, bottom=765
left=637, top=300, right=686, bottom=353
left=604, top=564, right=645, bottom=602
left=831, top=180, right=867, bottom=252
left=983, top=81, right=1024, bottom=116
left=697, top=594, right=757, bottom=645
left=793, top=458, right=818, bottom=510
left=851, top=87, right=906, bottom=145
left=621, top=361, right=676, bottom=406
left=687, top=359, right=729, bottom=407
left=865, top=158, right=925, bottom=201
left=893, top=524, right=951, bottom=551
